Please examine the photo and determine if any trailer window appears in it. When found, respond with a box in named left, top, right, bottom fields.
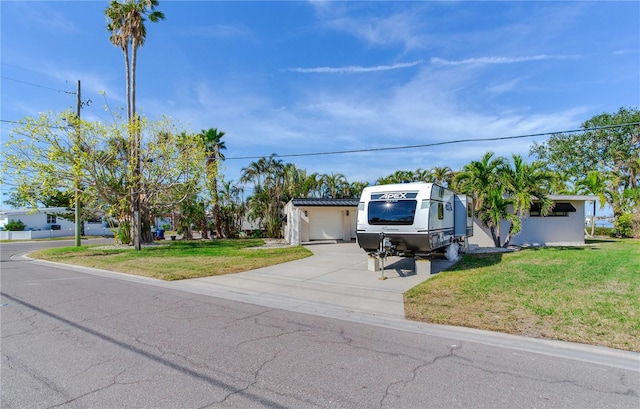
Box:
left=438, top=203, right=444, bottom=220
left=368, top=200, right=417, bottom=225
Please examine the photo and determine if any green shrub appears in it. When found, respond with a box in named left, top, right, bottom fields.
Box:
left=117, top=220, right=131, bottom=245
left=5, top=219, right=26, bottom=231
left=593, top=226, right=615, bottom=237
left=616, top=213, right=633, bottom=238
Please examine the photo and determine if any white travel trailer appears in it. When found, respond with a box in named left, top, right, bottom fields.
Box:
left=356, top=183, right=473, bottom=258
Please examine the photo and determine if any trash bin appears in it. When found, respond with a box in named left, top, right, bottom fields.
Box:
left=157, top=229, right=165, bottom=239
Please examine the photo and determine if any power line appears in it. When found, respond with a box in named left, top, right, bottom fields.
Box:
left=1, top=76, right=75, bottom=94
left=225, top=122, right=640, bottom=160
left=0, top=119, right=68, bottom=129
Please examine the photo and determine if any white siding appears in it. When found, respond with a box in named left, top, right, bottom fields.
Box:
left=468, top=200, right=588, bottom=247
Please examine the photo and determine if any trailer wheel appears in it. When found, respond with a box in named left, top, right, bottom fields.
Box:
left=444, top=243, right=459, bottom=261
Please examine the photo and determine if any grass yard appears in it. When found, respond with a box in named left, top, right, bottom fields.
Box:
left=30, top=239, right=312, bottom=281
left=405, top=239, right=640, bottom=351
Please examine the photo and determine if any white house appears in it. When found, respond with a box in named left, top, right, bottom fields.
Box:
left=469, top=195, right=598, bottom=247
left=0, top=207, right=114, bottom=240
left=283, top=195, right=598, bottom=248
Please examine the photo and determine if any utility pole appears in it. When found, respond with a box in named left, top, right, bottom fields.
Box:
left=74, top=80, right=82, bottom=247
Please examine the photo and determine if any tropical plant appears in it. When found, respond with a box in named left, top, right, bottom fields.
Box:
left=199, top=128, right=226, bottom=238
left=105, top=0, right=165, bottom=249
left=217, top=179, right=245, bottom=238
left=480, top=189, right=521, bottom=247
left=530, top=107, right=640, bottom=235
left=320, top=172, right=349, bottom=198
left=4, top=220, right=26, bottom=231
left=347, top=181, right=369, bottom=199
left=454, top=152, right=507, bottom=213
left=501, top=154, right=555, bottom=246
left=432, top=166, right=454, bottom=186
left=240, top=155, right=288, bottom=238
left=1, top=111, right=205, bottom=245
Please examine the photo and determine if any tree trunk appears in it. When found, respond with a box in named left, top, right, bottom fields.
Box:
left=491, top=225, right=501, bottom=247
left=130, top=42, right=142, bottom=250
left=212, top=153, right=221, bottom=238
left=200, top=201, right=209, bottom=239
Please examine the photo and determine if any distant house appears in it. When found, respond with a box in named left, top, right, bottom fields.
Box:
left=0, top=207, right=113, bottom=240
left=283, top=195, right=598, bottom=247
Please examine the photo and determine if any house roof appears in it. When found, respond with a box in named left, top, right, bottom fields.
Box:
left=291, top=198, right=359, bottom=207
left=548, top=194, right=598, bottom=201
left=0, top=207, right=68, bottom=216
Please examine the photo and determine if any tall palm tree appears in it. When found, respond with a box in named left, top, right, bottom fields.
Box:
left=106, top=0, right=165, bottom=122
left=106, top=0, right=165, bottom=249
left=199, top=128, right=226, bottom=238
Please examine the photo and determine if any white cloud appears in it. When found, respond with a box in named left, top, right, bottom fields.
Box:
left=431, top=55, right=578, bottom=66
left=312, top=3, right=430, bottom=50
left=287, top=60, right=423, bottom=74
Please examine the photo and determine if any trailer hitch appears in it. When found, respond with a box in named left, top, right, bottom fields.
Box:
left=377, top=233, right=394, bottom=280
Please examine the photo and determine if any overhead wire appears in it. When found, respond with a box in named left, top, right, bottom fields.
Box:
left=224, top=122, right=640, bottom=160
left=1, top=76, right=75, bottom=94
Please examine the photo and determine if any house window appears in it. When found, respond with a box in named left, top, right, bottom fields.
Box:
left=46, top=215, right=57, bottom=224
left=529, top=202, right=576, bottom=217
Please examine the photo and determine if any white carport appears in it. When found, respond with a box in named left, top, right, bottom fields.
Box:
left=283, top=198, right=358, bottom=245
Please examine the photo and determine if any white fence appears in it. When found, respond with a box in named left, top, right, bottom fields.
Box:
left=0, top=227, right=115, bottom=241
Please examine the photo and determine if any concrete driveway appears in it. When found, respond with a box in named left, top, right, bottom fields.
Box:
left=179, top=241, right=457, bottom=318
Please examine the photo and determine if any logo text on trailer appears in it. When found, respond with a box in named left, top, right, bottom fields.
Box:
left=371, top=192, right=418, bottom=200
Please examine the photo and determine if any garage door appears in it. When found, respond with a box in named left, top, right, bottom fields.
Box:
left=309, top=210, right=343, bottom=240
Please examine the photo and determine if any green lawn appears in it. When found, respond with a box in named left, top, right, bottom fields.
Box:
left=31, top=239, right=312, bottom=281
left=405, top=239, right=640, bottom=351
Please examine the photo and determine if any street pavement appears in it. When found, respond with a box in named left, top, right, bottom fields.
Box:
left=1, top=239, right=639, bottom=408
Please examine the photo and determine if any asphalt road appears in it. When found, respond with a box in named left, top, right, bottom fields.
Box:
left=1, top=240, right=639, bottom=408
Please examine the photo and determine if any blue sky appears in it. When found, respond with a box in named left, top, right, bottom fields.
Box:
left=1, top=1, right=639, bottom=206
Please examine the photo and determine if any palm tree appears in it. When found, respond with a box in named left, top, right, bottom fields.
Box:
left=321, top=173, right=348, bottom=198
left=106, top=0, right=165, bottom=249
left=348, top=181, right=369, bottom=199
left=501, top=155, right=555, bottom=246
left=106, top=0, right=165, bottom=122
left=414, top=168, right=434, bottom=183
left=240, top=155, right=287, bottom=238
left=431, top=166, right=454, bottom=187
left=199, top=128, right=226, bottom=238
left=481, top=189, right=521, bottom=247
left=455, top=152, right=507, bottom=212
